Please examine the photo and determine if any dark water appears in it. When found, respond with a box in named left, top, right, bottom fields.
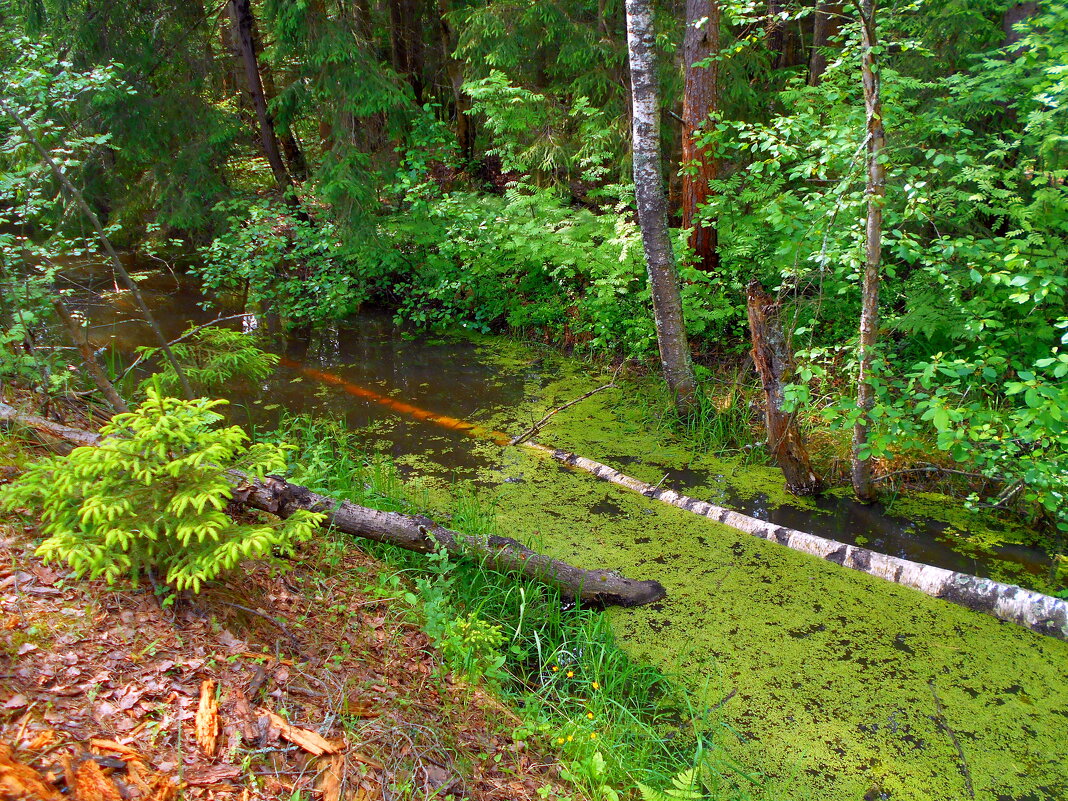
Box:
left=59, top=259, right=1053, bottom=585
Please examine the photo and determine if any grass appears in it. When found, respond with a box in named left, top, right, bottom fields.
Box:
left=266, top=414, right=779, bottom=800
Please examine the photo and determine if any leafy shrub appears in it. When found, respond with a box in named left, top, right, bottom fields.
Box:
left=0, top=387, right=324, bottom=592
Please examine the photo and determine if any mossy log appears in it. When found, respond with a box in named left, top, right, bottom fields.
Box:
left=0, top=403, right=666, bottom=608
left=524, top=442, right=1068, bottom=641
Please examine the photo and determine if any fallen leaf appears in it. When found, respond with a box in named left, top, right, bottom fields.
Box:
left=26, top=730, right=58, bottom=750
left=15, top=643, right=37, bottom=656
left=3, top=694, right=28, bottom=710
left=195, top=679, right=219, bottom=757
left=184, top=764, right=241, bottom=786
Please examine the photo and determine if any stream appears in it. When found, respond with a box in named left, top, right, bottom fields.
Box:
left=61, top=258, right=1068, bottom=801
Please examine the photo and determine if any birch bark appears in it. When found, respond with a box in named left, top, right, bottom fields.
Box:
left=851, top=0, right=885, bottom=502
left=625, top=0, right=698, bottom=413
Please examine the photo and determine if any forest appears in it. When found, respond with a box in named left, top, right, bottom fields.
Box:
left=0, top=0, right=1066, bottom=799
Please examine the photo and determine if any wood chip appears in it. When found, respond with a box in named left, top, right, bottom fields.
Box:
left=0, top=742, right=64, bottom=800
left=316, top=755, right=344, bottom=801
left=70, top=758, right=122, bottom=801
left=195, top=679, right=219, bottom=757
left=88, top=739, right=142, bottom=761
left=258, top=708, right=340, bottom=756
left=184, top=764, right=241, bottom=786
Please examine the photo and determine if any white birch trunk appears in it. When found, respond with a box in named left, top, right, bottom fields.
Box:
left=624, top=0, right=698, bottom=413
left=851, top=0, right=885, bottom=501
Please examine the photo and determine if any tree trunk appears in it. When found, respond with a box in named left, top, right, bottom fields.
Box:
left=228, top=0, right=294, bottom=193
left=767, top=0, right=787, bottom=68
left=437, top=0, right=475, bottom=163
left=51, top=297, right=129, bottom=414
left=0, top=405, right=665, bottom=609
left=389, top=0, right=426, bottom=103
left=259, top=59, right=309, bottom=183
left=851, top=0, right=884, bottom=502
left=521, top=442, right=1068, bottom=641
left=1002, top=1, right=1038, bottom=49
left=681, top=0, right=721, bottom=274
left=808, top=1, right=840, bottom=85
left=746, top=281, right=823, bottom=495
left=624, top=0, right=698, bottom=414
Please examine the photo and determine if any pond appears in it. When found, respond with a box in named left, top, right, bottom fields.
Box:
left=64, top=259, right=1068, bottom=801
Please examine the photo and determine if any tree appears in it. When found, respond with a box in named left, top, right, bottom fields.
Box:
left=851, top=0, right=885, bottom=502
left=229, top=0, right=294, bottom=194
left=808, top=1, right=841, bottom=85
left=681, top=0, right=721, bottom=274
left=624, top=0, right=698, bottom=413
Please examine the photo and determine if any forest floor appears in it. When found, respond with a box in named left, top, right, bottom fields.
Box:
left=0, top=520, right=574, bottom=801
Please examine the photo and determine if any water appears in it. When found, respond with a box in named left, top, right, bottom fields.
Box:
left=53, top=258, right=1068, bottom=800
left=58, top=257, right=1050, bottom=584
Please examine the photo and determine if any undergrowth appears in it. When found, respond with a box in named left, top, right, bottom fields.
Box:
left=264, top=414, right=778, bottom=800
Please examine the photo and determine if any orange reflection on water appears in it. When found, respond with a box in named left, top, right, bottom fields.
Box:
left=278, top=356, right=513, bottom=446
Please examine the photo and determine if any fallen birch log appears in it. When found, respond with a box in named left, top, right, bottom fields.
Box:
left=0, top=403, right=666, bottom=608
left=523, top=442, right=1068, bottom=641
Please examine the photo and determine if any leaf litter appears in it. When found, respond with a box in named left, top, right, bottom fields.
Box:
left=0, top=524, right=573, bottom=800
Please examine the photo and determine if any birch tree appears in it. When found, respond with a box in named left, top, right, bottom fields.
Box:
left=851, top=0, right=885, bottom=501
left=624, top=0, right=698, bottom=413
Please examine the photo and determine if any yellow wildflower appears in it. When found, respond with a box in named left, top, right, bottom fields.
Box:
left=567, top=670, right=574, bottom=678
left=552, top=665, right=559, bottom=672
left=591, top=681, right=600, bottom=690
left=587, top=712, right=594, bottom=720
left=566, top=735, right=574, bottom=742
left=590, top=733, right=597, bottom=740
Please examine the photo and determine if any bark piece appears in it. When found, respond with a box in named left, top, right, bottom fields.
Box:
left=258, top=709, right=340, bottom=756
left=746, top=280, right=823, bottom=495
left=70, top=758, right=122, bottom=801
left=0, top=743, right=64, bottom=800
left=195, top=680, right=219, bottom=757
left=317, top=755, right=344, bottom=801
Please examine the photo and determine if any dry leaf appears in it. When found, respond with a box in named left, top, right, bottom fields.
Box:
left=195, top=679, right=219, bottom=757
left=258, top=709, right=340, bottom=756
left=70, top=758, right=122, bottom=801
left=26, top=731, right=58, bottom=751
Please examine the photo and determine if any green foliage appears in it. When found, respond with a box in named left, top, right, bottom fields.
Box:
left=0, top=388, right=323, bottom=592
left=195, top=198, right=364, bottom=326
left=439, top=611, right=508, bottom=682
left=137, top=325, right=279, bottom=394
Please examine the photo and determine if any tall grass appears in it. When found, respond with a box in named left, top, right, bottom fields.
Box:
left=267, top=414, right=780, bottom=799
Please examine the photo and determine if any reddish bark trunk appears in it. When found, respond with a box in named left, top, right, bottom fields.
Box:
left=808, top=1, right=841, bottom=85
left=681, top=0, right=721, bottom=274
left=746, top=281, right=824, bottom=496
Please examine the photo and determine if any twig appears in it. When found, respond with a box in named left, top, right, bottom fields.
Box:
left=118, top=313, right=253, bottom=384
left=873, top=463, right=989, bottom=483
left=0, top=96, right=195, bottom=400
left=928, top=680, right=974, bottom=799
left=510, top=375, right=620, bottom=446
left=214, top=600, right=306, bottom=656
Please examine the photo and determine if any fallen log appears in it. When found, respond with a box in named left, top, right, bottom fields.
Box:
left=0, top=403, right=666, bottom=608
left=524, top=442, right=1068, bottom=641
